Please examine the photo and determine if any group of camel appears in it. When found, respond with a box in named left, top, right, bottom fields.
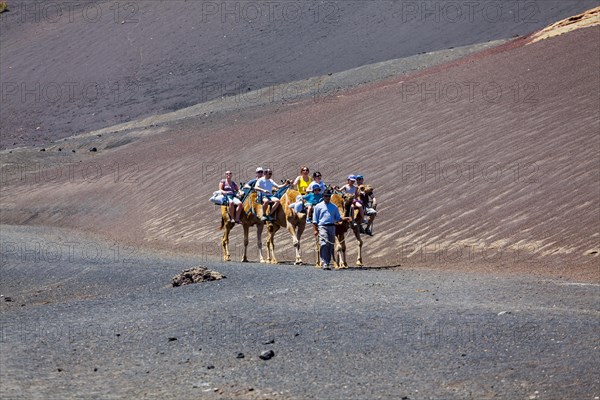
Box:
left=219, top=188, right=365, bottom=268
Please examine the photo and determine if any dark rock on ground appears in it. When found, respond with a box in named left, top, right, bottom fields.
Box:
left=172, top=266, right=225, bottom=287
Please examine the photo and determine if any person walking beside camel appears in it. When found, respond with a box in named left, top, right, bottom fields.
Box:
left=312, top=189, right=344, bottom=270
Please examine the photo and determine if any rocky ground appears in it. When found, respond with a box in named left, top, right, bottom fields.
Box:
left=1, top=225, right=598, bottom=400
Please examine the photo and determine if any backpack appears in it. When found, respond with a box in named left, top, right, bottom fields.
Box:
left=209, top=191, right=227, bottom=205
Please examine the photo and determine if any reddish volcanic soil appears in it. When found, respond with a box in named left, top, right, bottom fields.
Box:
left=1, top=26, right=599, bottom=281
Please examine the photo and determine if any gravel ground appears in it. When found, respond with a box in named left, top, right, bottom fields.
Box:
left=1, top=225, right=598, bottom=399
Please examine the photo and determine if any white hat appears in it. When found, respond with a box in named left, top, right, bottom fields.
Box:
left=256, top=167, right=264, bottom=172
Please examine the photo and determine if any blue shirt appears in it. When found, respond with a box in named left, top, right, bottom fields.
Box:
left=308, top=181, right=326, bottom=192
left=303, top=192, right=323, bottom=205
left=312, top=201, right=341, bottom=226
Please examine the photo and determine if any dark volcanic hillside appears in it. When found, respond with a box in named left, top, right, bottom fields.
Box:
left=1, top=0, right=598, bottom=148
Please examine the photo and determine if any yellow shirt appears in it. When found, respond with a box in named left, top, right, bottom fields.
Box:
left=297, top=176, right=312, bottom=195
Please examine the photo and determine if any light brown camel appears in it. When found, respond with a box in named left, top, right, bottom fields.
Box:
left=264, top=189, right=307, bottom=264
left=314, top=191, right=363, bottom=269
left=219, top=191, right=266, bottom=262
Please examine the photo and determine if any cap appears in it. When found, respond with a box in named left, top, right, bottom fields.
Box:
left=256, top=167, right=264, bottom=172
left=348, top=175, right=356, bottom=181
left=323, top=189, right=333, bottom=196
left=356, top=175, right=363, bottom=180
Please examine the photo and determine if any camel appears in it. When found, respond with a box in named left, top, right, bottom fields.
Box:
left=219, top=191, right=266, bottom=262
left=314, top=191, right=364, bottom=269
left=264, top=188, right=307, bottom=264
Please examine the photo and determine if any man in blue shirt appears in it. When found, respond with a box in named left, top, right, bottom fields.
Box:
left=243, top=167, right=264, bottom=190
left=312, top=189, right=344, bottom=269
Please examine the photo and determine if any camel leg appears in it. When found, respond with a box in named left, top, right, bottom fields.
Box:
left=256, top=223, right=266, bottom=263
left=354, top=227, right=364, bottom=266
left=335, top=235, right=348, bottom=269
left=296, top=221, right=305, bottom=265
left=241, top=224, right=250, bottom=262
left=267, top=224, right=280, bottom=264
left=265, top=224, right=276, bottom=264
left=222, top=223, right=232, bottom=261
left=287, top=221, right=303, bottom=265
left=265, top=225, right=273, bottom=263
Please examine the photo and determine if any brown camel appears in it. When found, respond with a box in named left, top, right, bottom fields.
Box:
left=219, top=191, right=266, bottom=262
left=264, top=189, right=307, bottom=264
left=314, top=191, right=363, bottom=268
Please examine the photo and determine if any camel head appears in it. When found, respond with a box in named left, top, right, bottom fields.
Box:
left=357, top=185, right=373, bottom=195
left=342, top=193, right=354, bottom=210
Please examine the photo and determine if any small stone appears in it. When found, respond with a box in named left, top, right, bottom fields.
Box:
left=40, top=148, right=45, bottom=152
left=72, top=150, right=76, bottom=153
left=4, top=297, right=12, bottom=302
left=262, top=339, right=275, bottom=345
left=58, top=148, right=62, bottom=151
left=236, top=353, right=245, bottom=359
left=57, top=368, right=63, bottom=372
left=93, top=368, right=98, bottom=372
left=168, top=337, right=177, bottom=342
left=90, top=147, right=97, bottom=152
left=259, top=350, right=275, bottom=360
left=207, top=365, right=215, bottom=370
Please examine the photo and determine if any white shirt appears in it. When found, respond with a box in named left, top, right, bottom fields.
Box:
left=256, top=177, right=277, bottom=193
left=341, top=184, right=357, bottom=195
